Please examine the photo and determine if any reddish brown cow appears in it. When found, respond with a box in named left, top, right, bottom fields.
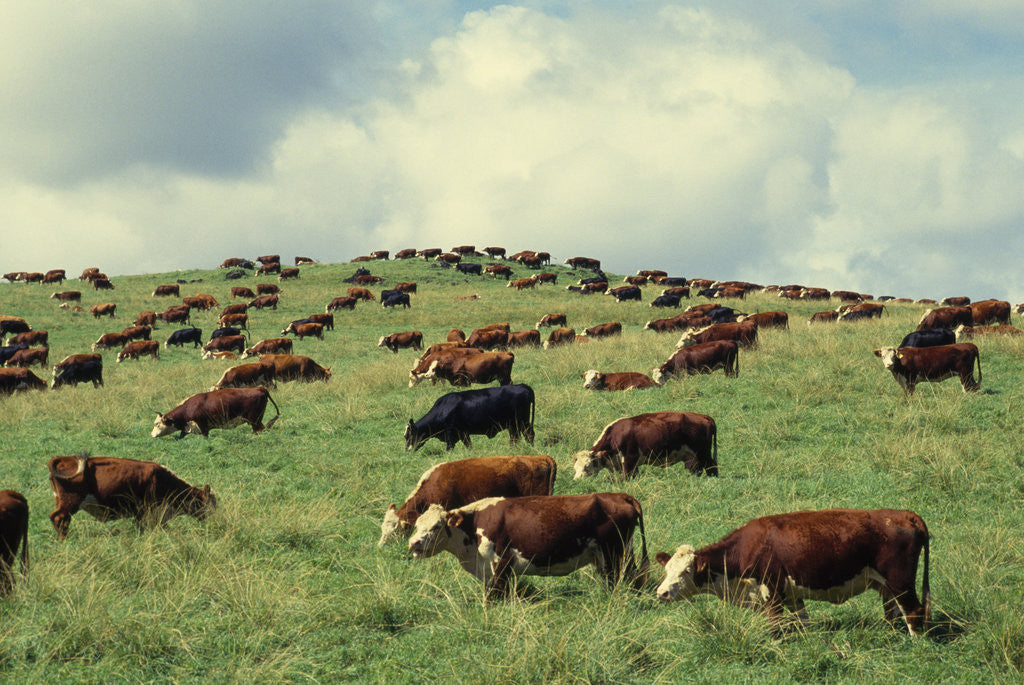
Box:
left=303, top=313, right=334, bottom=331
left=661, top=286, right=690, bottom=298
left=153, top=284, right=180, bottom=297
left=152, top=387, right=279, bottom=438
left=465, top=328, right=508, bottom=350
left=218, top=313, right=248, bottom=329
left=483, top=246, right=506, bottom=259
left=418, top=248, right=443, bottom=259
left=584, top=322, right=622, bottom=339
left=80, top=267, right=101, bottom=280
left=409, top=348, right=485, bottom=386
left=378, top=331, right=424, bottom=353
left=258, top=354, right=331, bottom=382
left=969, top=299, right=1011, bottom=325
left=188, top=294, right=219, bottom=310
left=202, top=335, right=246, bottom=356
left=676, top=321, right=757, bottom=349
left=447, top=329, right=466, bottom=343
left=378, top=454, right=556, bottom=546
left=873, top=343, right=981, bottom=394
left=563, top=256, right=601, bottom=269
left=117, top=340, right=160, bottom=362
left=639, top=270, right=668, bottom=279
left=715, top=286, right=746, bottom=299
left=211, top=361, right=276, bottom=390
left=295, top=256, right=316, bottom=265
left=940, top=296, right=970, bottom=306
left=92, top=332, right=129, bottom=351
left=394, top=248, right=417, bottom=259
left=508, top=277, right=536, bottom=290
left=247, top=294, right=279, bottom=310
left=451, top=245, right=476, bottom=255
left=395, top=282, right=417, bottom=294
left=121, top=325, right=152, bottom=341
left=436, top=253, right=461, bottom=266
left=954, top=324, right=1024, bottom=339
left=53, top=353, right=101, bottom=375
left=6, top=347, right=49, bottom=368
left=799, top=287, right=830, bottom=300
left=808, top=310, right=839, bottom=324
left=135, top=311, right=157, bottom=327
left=281, top=322, right=323, bottom=340
left=348, top=287, right=375, bottom=301
left=231, top=287, right=256, bottom=299
left=279, top=267, right=300, bottom=281
left=543, top=327, right=576, bottom=348
left=50, top=291, right=82, bottom=302
left=573, top=411, right=718, bottom=478
left=0, top=368, right=48, bottom=393
left=43, top=269, right=66, bottom=284
left=422, top=351, right=515, bottom=387
left=9, top=330, right=48, bottom=347
left=221, top=303, right=248, bottom=317
left=354, top=274, right=382, bottom=285
left=643, top=316, right=687, bottom=333
left=241, top=338, right=293, bottom=358
left=624, top=275, right=648, bottom=286
left=48, top=456, right=216, bottom=539
left=506, top=330, right=540, bottom=348
left=653, top=340, right=739, bottom=384
left=90, top=303, right=117, bottom=318
left=0, top=490, right=29, bottom=595
left=535, top=313, right=567, bottom=329
left=22, top=272, right=44, bottom=283
left=159, top=305, right=191, bottom=325
left=917, top=306, right=973, bottom=331
left=485, top=264, right=513, bottom=279
left=256, top=254, right=280, bottom=265
left=738, top=311, right=788, bottom=329
left=535, top=272, right=557, bottom=285
left=257, top=262, right=281, bottom=275
left=582, top=371, right=659, bottom=391
left=256, top=283, right=280, bottom=295
left=831, top=290, right=863, bottom=302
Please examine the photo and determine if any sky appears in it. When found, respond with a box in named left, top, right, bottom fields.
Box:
left=2, top=1, right=1023, bottom=300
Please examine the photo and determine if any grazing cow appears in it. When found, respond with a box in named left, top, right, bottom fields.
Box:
left=485, top=264, right=513, bottom=279
left=394, top=248, right=417, bottom=260
left=0, top=317, right=32, bottom=338
left=508, top=277, right=537, bottom=291
left=738, top=311, right=788, bottom=330
left=535, top=272, right=557, bottom=285
left=808, top=310, right=839, bottom=324
left=211, top=361, right=277, bottom=390
left=0, top=367, right=48, bottom=393
left=456, top=263, right=482, bottom=276
left=90, top=303, right=116, bottom=318
left=348, top=287, right=374, bottom=301
left=653, top=340, right=740, bottom=384
left=624, top=275, right=648, bottom=286
left=955, top=324, right=1024, bottom=339
left=409, top=348, right=485, bottom=385
left=221, top=303, right=249, bottom=317
left=153, top=284, right=180, bottom=297
left=256, top=283, right=280, bottom=295
left=92, top=332, right=129, bottom=351
left=405, top=384, right=535, bottom=450
left=941, top=296, right=970, bottom=306
left=465, top=328, right=508, bottom=350
left=564, top=257, right=601, bottom=270
left=418, top=248, right=443, bottom=259
left=116, top=340, right=159, bottom=362
left=0, top=490, right=29, bottom=595
left=676, top=321, right=757, bottom=349
left=639, top=270, right=668, bottom=279
left=121, top=325, right=152, bottom=342
left=0, top=345, right=27, bottom=365
left=8, top=330, right=47, bottom=347
left=220, top=258, right=251, bottom=269
left=356, top=275, right=384, bottom=287
left=241, top=338, right=292, bottom=358
left=543, top=327, right=576, bottom=348
left=281, top=322, right=324, bottom=340
left=164, top=328, right=203, bottom=348
left=643, top=316, right=687, bottom=333
left=655, top=509, right=931, bottom=635
left=969, top=299, right=1011, bottom=326
left=408, top=492, right=647, bottom=594
left=582, top=370, right=659, bottom=391
left=326, top=296, right=357, bottom=312
left=519, top=254, right=545, bottom=269
left=210, top=326, right=245, bottom=341
left=650, top=294, right=682, bottom=308
left=831, top=290, right=863, bottom=302
left=258, top=354, right=331, bottom=382
left=917, top=306, right=973, bottom=331
left=42, top=269, right=66, bottom=284
left=839, top=303, right=885, bottom=321
left=256, top=254, right=281, bottom=266
left=247, top=294, right=279, bottom=310
left=92, top=278, right=114, bottom=290
left=715, top=286, right=746, bottom=299
left=799, top=287, right=830, bottom=300
left=580, top=281, right=608, bottom=294
left=873, top=343, right=981, bottom=394
left=51, top=291, right=82, bottom=302
left=573, top=411, right=718, bottom=478
left=231, top=287, right=256, bottom=299
left=436, top=253, right=461, bottom=266
left=257, top=262, right=281, bottom=276
left=134, top=311, right=157, bottom=327
left=536, top=313, right=567, bottom=329
left=48, top=456, right=216, bottom=540
left=506, top=330, right=540, bottom=348
left=152, top=386, right=280, bottom=438
left=298, top=313, right=333, bottom=331
left=51, top=360, right=104, bottom=389
left=342, top=267, right=371, bottom=283
left=658, top=280, right=689, bottom=290
left=382, top=292, right=411, bottom=308
left=483, top=246, right=506, bottom=259
left=706, top=305, right=740, bottom=323
left=447, top=329, right=467, bottom=343
left=451, top=245, right=476, bottom=255
left=606, top=286, right=641, bottom=302
left=159, top=305, right=191, bottom=325
left=52, top=353, right=100, bottom=374
left=584, top=322, right=622, bottom=339
left=394, top=282, right=417, bottom=294
left=378, top=331, right=424, bottom=353
left=6, top=347, right=49, bottom=368
left=898, top=328, right=956, bottom=348
left=203, top=335, right=246, bottom=355
left=369, top=250, right=389, bottom=260
left=279, top=267, right=300, bottom=281
left=185, top=294, right=219, bottom=311
left=422, top=351, right=515, bottom=388
left=218, top=313, right=248, bottom=329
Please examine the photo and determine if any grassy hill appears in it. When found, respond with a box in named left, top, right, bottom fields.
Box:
left=2, top=256, right=1023, bottom=682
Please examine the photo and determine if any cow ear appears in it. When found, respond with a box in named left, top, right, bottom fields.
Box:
left=388, top=503, right=396, bottom=512
left=655, top=552, right=671, bottom=567
left=872, top=349, right=882, bottom=357
left=695, top=558, right=707, bottom=574
left=447, top=512, right=463, bottom=529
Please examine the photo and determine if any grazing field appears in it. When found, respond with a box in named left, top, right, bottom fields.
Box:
left=2, top=257, right=1023, bottom=682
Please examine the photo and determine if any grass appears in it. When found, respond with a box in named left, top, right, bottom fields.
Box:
left=2, top=255, right=1023, bottom=682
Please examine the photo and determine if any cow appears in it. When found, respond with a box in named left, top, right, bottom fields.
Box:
left=258, top=354, right=331, bottom=382
left=940, top=296, right=970, bottom=306
left=378, top=331, right=423, bottom=353
left=85, top=271, right=108, bottom=282
left=356, top=274, right=383, bottom=286
left=422, top=351, right=515, bottom=388
left=534, top=272, right=557, bottom=285
left=8, top=330, right=47, bottom=347
left=279, top=267, right=300, bottom=281
left=536, top=313, right=567, bottom=329
left=302, top=313, right=334, bottom=331
left=116, top=340, right=160, bottom=362
left=653, top=340, right=740, bottom=384
left=638, top=269, right=668, bottom=279
left=650, top=294, right=682, bottom=308
left=579, top=281, right=608, bottom=294
left=47, top=455, right=216, bottom=540
left=231, top=287, right=256, bottom=299
left=676, top=321, right=757, bottom=349
left=281, top=322, right=324, bottom=340
left=839, top=303, right=885, bottom=321
left=451, top=245, right=476, bottom=255
left=405, top=384, right=535, bottom=451
left=394, top=282, right=418, bottom=294
left=91, top=277, right=114, bottom=290
left=382, top=292, right=411, bottom=308
left=0, top=491, right=29, bottom=595
left=408, top=492, right=647, bottom=594
left=152, top=284, right=180, bottom=297
left=0, top=367, right=48, bottom=393
left=418, top=248, right=443, bottom=259
left=485, top=265, right=513, bottom=280
left=394, top=248, right=417, bottom=260
left=257, top=262, right=281, bottom=276
left=218, top=313, right=248, bottom=329
left=210, top=326, right=245, bottom=341
left=220, top=304, right=248, bottom=319
left=606, top=286, right=642, bottom=302
left=159, top=305, right=191, bottom=325
left=738, top=311, right=788, bottom=330
left=50, top=291, right=82, bottom=302
left=0, top=317, right=32, bottom=338
left=658, top=280, right=689, bottom=291
left=898, top=328, right=957, bottom=348
left=654, top=509, right=931, bottom=636
left=969, top=299, right=1011, bottom=326
left=134, top=311, right=157, bottom=327
left=830, top=290, right=863, bottom=302
left=873, top=343, right=981, bottom=395
left=506, top=330, right=540, bottom=348
left=917, top=306, right=973, bottom=331
left=624, top=275, right=648, bottom=286
left=211, top=361, right=277, bottom=390
left=256, top=283, right=281, bottom=295
left=342, top=267, right=371, bottom=283
left=564, top=257, right=601, bottom=270
left=152, top=387, right=280, bottom=438
left=90, top=303, right=117, bottom=319
left=543, top=327, right=576, bottom=349
left=582, top=370, right=659, bottom=391
left=954, top=324, right=1024, bottom=339
left=256, top=254, right=281, bottom=265
left=483, top=246, right=506, bottom=259
left=241, top=338, right=293, bottom=358
left=508, top=277, right=536, bottom=291
left=326, top=296, right=357, bottom=312
left=584, top=322, right=622, bottom=339
left=347, top=287, right=374, bottom=301
left=42, top=269, right=66, bottom=284
left=92, top=332, right=129, bottom=351
left=465, top=328, right=508, bottom=350
left=456, top=263, right=482, bottom=276
left=51, top=360, right=103, bottom=389
left=247, top=294, right=279, bottom=310
left=0, top=345, right=28, bottom=365
left=436, top=253, right=461, bottom=266
left=643, top=316, right=687, bottom=333
left=164, top=328, right=203, bottom=348
left=799, top=287, right=830, bottom=300
left=808, top=310, right=839, bottom=324
left=573, top=412, right=717, bottom=479
left=202, top=335, right=246, bottom=356
left=220, top=258, right=251, bottom=269
left=52, top=353, right=100, bottom=375
left=706, top=305, right=740, bottom=324
left=6, top=347, right=49, bottom=368
left=121, top=325, right=152, bottom=342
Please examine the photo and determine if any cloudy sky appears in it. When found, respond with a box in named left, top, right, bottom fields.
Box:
left=2, top=1, right=1023, bottom=300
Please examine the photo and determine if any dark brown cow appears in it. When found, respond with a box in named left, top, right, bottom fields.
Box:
left=22, top=272, right=44, bottom=283
left=584, top=322, right=622, bottom=339
left=483, top=246, right=506, bottom=259
left=153, top=284, right=180, bottom=297
left=347, top=287, right=375, bottom=301
left=535, top=313, right=567, bottom=329
left=954, top=324, right=1024, bottom=339
left=53, top=353, right=101, bottom=374
left=535, top=272, right=557, bottom=285
left=281, top=322, right=323, bottom=340
left=0, top=491, right=29, bottom=595
left=831, top=290, right=863, bottom=302
left=580, top=281, right=608, bottom=294
left=211, top=361, right=276, bottom=390
left=394, top=282, right=418, bottom=294
left=326, top=296, right=357, bottom=312
left=247, top=295, right=279, bottom=310
left=116, top=340, right=160, bottom=362
left=218, top=313, right=248, bottom=329
left=808, top=310, right=839, bottom=324
left=187, top=293, right=219, bottom=310
left=543, top=327, right=576, bottom=348
left=394, top=248, right=417, bottom=259
left=435, top=253, right=461, bottom=266
left=378, top=331, right=424, bottom=353
left=370, top=250, right=390, bottom=260
left=639, top=270, right=668, bottom=279
left=354, top=274, right=382, bottom=285
left=295, top=256, right=316, bottom=265
left=655, top=509, right=931, bottom=635
left=408, top=492, right=648, bottom=594
left=151, top=387, right=279, bottom=438
left=508, top=277, right=536, bottom=290
left=799, top=287, right=830, bottom=300
left=969, top=299, right=1011, bottom=325
left=92, top=277, right=114, bottom=290
left=661, top=286, right=691, bottom=298
left=7, top=347, right=49, bottom=368
left=624, top=275, right=648, bottom=286
left=257, top=262, right=281, bottom=275
left=48, top=456, right=216, bottom=539
left=159, top=305, right=191, bottom=325
left=92, top=332, right=129, bottom=351
left=738, top=311, right=788, bottom=329
left=418, top=248, right=443, bottom=259
left=90, top=303, right=116, bottom=318
left=451, top=245, right=476, bottom=255
left=917, top=306, right=973, bottom=331
left=303, top=313, right=334, bottom=331
left=941, top=296, right=971, bottom=306
left=447, top=329, right=466, bottom=343
left=256, top=283, right=280, bottom=295
left=202, top=335, right=246, bottom=356
left=85, top=271, right=108, bottom=282
left=134, top=311, right=157, bottom=327
left=506, top=330, right=540, bottom=348
left=8, top=330, right=48, bottom=347
left=50, top=291, right=82, bottom=302
left=409, top=347, right=485, bottom=386
left=0, top=367, right=48, bottom=393
left=582, top=371, right=659, bottom=391
left=715, top=286, right=746, bottom=299
left=873, top=343, right=981, bottom=394
left=573, top=411, right=718, bottom=478
left=221, top=303, right=248, bottom=317
left=643, top=316, right=687, bottom=333
left=43, top=269, right=66, bottom=283
left=256, top=254, right=281, bottom=265
left=121, top=325, right=152, bottom=342
left=231, top=287, right=256, bottom=299
left=219, top=258, right=248, bottom=269
left=485, top=264, right=513, bottom=279
left=564, top=256, right=601, bottom=269
left=422, top=351, right=515, bottom=387
left=465, top=328, right=508, bottom=350
left=258, top=354, right=331, bottom=382
left=279, top=267, right=300, bottom=281
left=241, top=338, right=293, bottom=358
left=676, top=321, right=757, bottom=349
left=653, top=340, right=739, bottom=384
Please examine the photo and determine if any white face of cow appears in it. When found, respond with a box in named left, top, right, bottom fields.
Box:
left=408, top=504, right=448, bottom=558
left=875, top=347, right=899, bottom=370
left=572, top=450, right=603, bottom=480
left=581, top=370, right=602, bottom=390
left=378, top=504, right=409, bottom=547
left=150, top=414, right=174, bottom=438
left=675, top=331, right=697, bottom=349
left=655, top=545, right=698, bottom=601
left=651, top=368, right=666, bottom=385
left=377, top=336, right=387, bottom=348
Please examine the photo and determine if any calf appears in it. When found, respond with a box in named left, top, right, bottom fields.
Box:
left=405, top=384, right=535, bottom=450
left=117, top=340, right=160, bottom=362
left=378, top=331, right=423, bottom=353
left=164, top=328, right=203, bottom=348
left=654, top=509, right=931, bottom=635
left=573, top=411, right=718, bottom=478
left=242, top=338, right=293, bottom=358
left=535, top=313, right=567, bottom=329
left=0, top=491, right=29, bottom=595
left=48, top=455, right=216, bottom=539
left=152, top=386, right=280, bottom=438
left=378, top=454, right=556, bottom=546
left=408, top=493, right=647, bottom=594
left=582, top=370, right=658, bottom=391
left=873, top=343, right=981, bottom=394
left=653, top=340, right=739, bottom=384
left=211, top=361, right=277, bottom=390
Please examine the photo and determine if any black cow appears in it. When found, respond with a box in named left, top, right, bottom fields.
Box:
left=51, top=360, right=104, bottom=389
left=899, top=328, right=956, bottom=349
left=1, top=320, right=31, bottom=337
left=659, top=277, right=687, bottom=286
left=405, top=384, right=536, bottom=451
left=707, top=306, right=739, bottom=323
left=380, top=289, right=399, bottom=301
left=697, top=287, right=722, bottom=298
left=224, top=269, right=246, bottom=280
left=342, top=267, right=371, bottom=284
left=383, top=292, right=411, bottom=309
left=650, top=294, right=682, bottom=308
left=164, top=328, right=203, bottom=349
left=0, top=344, right=28, bottom=365
left=456, top=263, right=482, bottom=275
left=210, top=327, right=245, bottom=341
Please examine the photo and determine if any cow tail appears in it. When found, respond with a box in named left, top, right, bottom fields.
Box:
left=264, top=391, right=281, bottom=430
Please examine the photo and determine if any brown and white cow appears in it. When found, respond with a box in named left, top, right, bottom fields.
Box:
left=574, top=411, right=718, bottom=478
left=92, top=332, right=130, bottom=351
left=508, top=277, right=537, bottom=290
left=256, top=254, right=281, bottom=265
left=394, top=248, right=417, bottom=259
left=258, top=354, right=331, bottom=382
left=676, top=321, right=757, bottom=349
left=582, top=370, right=658, bottom=391
left=90, top=303, right=117, bottom=318
left=940, top=296, right=970, bottom=306
left=241, top=338, right=293, bottom=358
left=48, top=455, right=216, bottom=539
left=543, top=327, right=576, bottom=349
left=152, top=284, right=180, bottom=297
left=211, top=361, right=276, bottom=390
left=279, top=267, right=300, bottom=281
left=838, top=302, right=885, bottom=321
left=247, top=294, right=279, bottom=310
left=738, top=311, right=788, bottom=329
left=564, top=256, right=602, bottom=270
left=408, top=492, right=647, bottom=594
left=808, top=310, right=839, bottom=325
left=116, top=340, right=160, bottom=362
left=584, top=322, right=622, bottom=339
left=969, top=299, right=1011, bottom=326
left=378, top=331, right=424, bottom=353
left=954, top=324, right=1024, bottom=339
left=535, top=313, right=567, bottom=329
left=422, top=351, right=515, bottom=387
left=0, top=490, right=29, bottom=594
left=152, top=386, right=280, bottom=438
left=202, top=335, right=246, bottom=356
left=394, top=282, right=417, bottom=294
left=653, top=340, right=739, bottom=384
left=378, top=454, right=556, bottom=546
left=655, top=509, right=931, bottom=635
left=917, top=306, right=973, bottom=331
left=326, top=296, right=357, bottom=312
left=6, top=347, right=49, bottom=368
left=281, top=322, right=323, bottom=341
left=873, top=343, right=981, bottom=394
left=408, top=347, right=485, bottom=386
left=465, top=328, right=508, bottom=350
left=486, top=264, right=513, bottom=279
left=51, top=291, right=82, bottom=302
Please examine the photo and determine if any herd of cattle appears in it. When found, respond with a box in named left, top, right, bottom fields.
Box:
left=3, top=246, right=1021, bottom=637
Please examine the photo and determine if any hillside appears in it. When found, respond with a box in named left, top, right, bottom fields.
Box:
left=2, top=255, right=1023, bottom=682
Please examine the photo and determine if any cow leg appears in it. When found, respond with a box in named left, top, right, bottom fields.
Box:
left=961, top=372, right=979, bottom=392
left=461, top=434, right=472, bottom=449
left=50, top=500, right=81, bottom=540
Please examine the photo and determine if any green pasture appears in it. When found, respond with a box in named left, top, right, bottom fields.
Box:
left=1, top=256, right=1023, bottom=682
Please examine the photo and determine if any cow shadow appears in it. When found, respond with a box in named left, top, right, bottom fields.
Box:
left=807, top=609, right=967, bottom=643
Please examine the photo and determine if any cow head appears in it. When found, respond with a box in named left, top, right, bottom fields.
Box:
left=377, top=336, right=388, bottom=349
left=651, top=365, right=670, bottom=385
left=185, top=485, right=217, bottom=519
left=151, top=413, right=176, bottom=438
left=873, top=347, right=901, bottom=370
left=581, top=370, right=604, bottom=390
left=572, top=450, right=612, bottom=479
left=408, top=504, right=451, bottom=558
left=378, top=504, right=412, bottom=547
left=405, top=420, right=427, bottom=451
left=655, top=545, right=701, bottom=601
left=675, top=329, right=701, bottom=349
